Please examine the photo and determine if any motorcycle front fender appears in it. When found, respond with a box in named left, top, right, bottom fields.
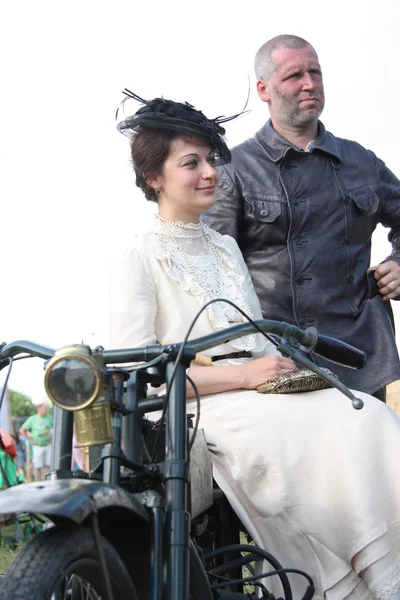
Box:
left=0, top=478, right=148, bottom=524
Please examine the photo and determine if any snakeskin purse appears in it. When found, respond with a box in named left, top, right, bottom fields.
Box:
left=256, top=368, right=338, bottom=394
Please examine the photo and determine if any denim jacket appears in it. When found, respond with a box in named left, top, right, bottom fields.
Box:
left=203, top=120, right=400, bottom=393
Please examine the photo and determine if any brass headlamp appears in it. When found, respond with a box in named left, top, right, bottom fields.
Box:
left=45, top=345, right=103, bottom=411
left=45, top=345, right=114, bottom=448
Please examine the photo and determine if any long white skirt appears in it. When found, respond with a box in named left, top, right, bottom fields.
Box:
left=187, top=388, right=400, bottom=600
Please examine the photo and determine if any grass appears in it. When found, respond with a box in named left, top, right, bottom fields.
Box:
left=0, top=515, right=45, bottom=574
left=0, top=523, right=22, bottom=573
left=0, top=544, right=20, bottom=573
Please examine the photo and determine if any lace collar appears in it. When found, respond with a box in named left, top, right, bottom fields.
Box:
left=144, top=215, right=257, bottom=351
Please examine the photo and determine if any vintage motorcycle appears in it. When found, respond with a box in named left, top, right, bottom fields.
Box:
left=0, top=308, right=365, bottom=600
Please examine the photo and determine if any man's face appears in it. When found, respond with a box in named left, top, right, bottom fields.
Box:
left=258, top=46, right=325, bottom=129
left=37, top=403, right=47, bottom=416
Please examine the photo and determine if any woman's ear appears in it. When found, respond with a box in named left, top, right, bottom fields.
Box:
left=147, top=174, right=162, bottom=193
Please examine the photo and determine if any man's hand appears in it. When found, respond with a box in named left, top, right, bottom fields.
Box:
left=370, top=261, right=400, bottom=300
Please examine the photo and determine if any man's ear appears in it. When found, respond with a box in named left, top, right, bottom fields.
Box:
left=256, top=79, right=271, bottom=103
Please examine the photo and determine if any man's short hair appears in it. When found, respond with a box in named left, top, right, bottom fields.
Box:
left=254, top=34, right=317, bottom=82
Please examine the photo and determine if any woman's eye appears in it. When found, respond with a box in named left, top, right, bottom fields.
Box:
left=208, top=155, right=219, bottom=166
left=183, top=160, right=197, bottom=168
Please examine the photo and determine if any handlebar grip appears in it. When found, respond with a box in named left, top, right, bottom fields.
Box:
left=313, top=334, right=366, bottom=369
left=0, top=358, right=10, bottom=372
left=138, top=396, right=165, bottom=413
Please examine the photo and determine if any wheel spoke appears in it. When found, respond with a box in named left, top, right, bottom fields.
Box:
left=49, top=574, right=102, bottom=600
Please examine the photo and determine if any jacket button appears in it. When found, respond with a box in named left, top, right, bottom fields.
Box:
left=344, top=196, right=351, bottom=205
left=347, top=275, right=354, bottom=283
left=345, top=236, right=352, bottom=245
left=299, top=317, right=315, bottom=327
left=296, top=276, right=304, bottom=285
left=260, top=209, right=268, bottom=217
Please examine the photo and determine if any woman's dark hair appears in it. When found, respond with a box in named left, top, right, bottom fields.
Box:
left=130, top=127, right=208, bottom=203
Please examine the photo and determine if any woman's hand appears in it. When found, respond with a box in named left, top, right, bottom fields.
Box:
left=187, top=355, right=297, bottom=397
left=240, top=355, right=297, bottom=390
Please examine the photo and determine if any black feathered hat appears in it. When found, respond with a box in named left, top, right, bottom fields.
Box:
left=116, top=89, right=240, bottom=165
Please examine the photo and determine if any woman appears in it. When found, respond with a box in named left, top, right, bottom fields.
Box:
left=109, top=92, right=400, bottom=600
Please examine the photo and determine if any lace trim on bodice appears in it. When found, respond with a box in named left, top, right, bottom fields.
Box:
left=144, top=217, right=257, bottom=351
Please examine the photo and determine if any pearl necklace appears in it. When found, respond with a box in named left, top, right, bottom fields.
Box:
left=156, top=214, right=203, bottom=231
left=155, top=214, right=253, bottom=321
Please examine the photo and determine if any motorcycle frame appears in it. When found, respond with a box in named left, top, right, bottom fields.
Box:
left=0, top=319, right=365, bottom=599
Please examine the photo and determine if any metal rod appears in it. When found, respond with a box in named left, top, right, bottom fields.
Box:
left=91, top=512, right=115, bottom=600
left=50, top=407, right=73, bottom=473
left=122, top=373, right=145, bottom=465
left=149, top=501, right=164, bottom=600
left=165, top=361, right=190, bottom=600
left=103, top=375, right=124, bottom=485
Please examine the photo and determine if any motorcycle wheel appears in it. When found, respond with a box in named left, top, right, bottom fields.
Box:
left=0, top=522, right=138, bottom=600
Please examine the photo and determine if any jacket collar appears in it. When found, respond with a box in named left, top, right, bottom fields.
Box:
left=254, top=119, right=342, bottom=163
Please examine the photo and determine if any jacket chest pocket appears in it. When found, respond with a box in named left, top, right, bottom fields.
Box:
left=350, top=186, right=379, bottom=216
left=245, top=194, right=282, bottom=223
left=346, top=186, right=379, bottom=243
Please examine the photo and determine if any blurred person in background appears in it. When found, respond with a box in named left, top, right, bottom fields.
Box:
left=20, top=402, right=53, bottom=481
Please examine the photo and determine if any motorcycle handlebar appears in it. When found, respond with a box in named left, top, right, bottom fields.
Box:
left=292, top=326, right=366, bottom=369
left=309, top=332, right=366, bottom=369
left=0, top=320, right=366, bottom=371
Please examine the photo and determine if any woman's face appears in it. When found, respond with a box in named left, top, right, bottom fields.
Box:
left=152, top=137, right=219, bottom=222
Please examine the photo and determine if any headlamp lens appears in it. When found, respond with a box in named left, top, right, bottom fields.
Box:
left=46, top=358, right=99, bottom=409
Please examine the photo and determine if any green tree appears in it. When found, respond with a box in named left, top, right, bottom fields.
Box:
left=8, top=390, right=36, bottom=418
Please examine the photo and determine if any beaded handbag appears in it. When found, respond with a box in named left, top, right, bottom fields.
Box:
left=256, top=368, right=338, bottom=394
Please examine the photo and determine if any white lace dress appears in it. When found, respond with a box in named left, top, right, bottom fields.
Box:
left=108, top=217, right=400, bottom=600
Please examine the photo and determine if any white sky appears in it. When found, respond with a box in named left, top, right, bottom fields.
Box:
left=1, top=0, right=399, bottom=401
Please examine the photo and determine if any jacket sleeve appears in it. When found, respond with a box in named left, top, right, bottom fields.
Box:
left=376, top=156, right=400, bottom=266
left=202, top=165, right=243, bottom=241
left=108, top=245, right=157, bottom=350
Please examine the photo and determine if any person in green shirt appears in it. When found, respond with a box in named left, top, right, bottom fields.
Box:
left=20, top=403, right=53, bottom=481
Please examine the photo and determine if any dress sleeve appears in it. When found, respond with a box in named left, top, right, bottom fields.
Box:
left=224, top=236, right=281, bottom=358
left=108, top=245, right=157, bottom=349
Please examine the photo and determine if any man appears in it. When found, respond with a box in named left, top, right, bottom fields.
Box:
left=20, top=402, right=53, bottom=481
left=203, top=34, right=400, bottom=398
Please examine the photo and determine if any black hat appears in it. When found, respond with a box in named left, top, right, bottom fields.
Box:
left=116, top=90, right=237, bottom=165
